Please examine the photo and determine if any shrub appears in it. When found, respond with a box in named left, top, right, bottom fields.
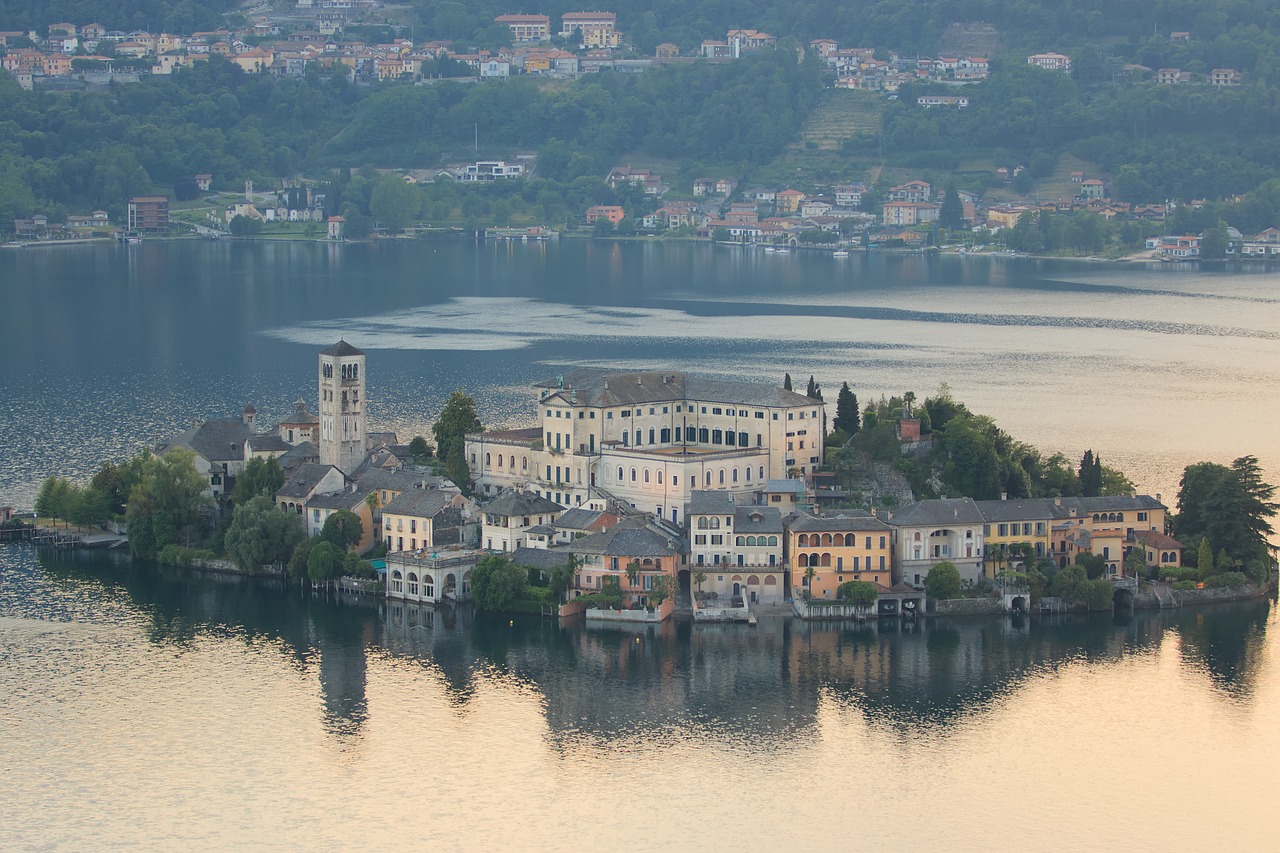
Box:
left=1173, top=580, right=1197, bottom=591
left=1204, top=572, right=1248, bottom=589
left=1160, top=566, right=1198, bottom=583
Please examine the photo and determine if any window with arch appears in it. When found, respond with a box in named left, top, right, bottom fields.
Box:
left=736, top=536, right=745, bottom=546
left=635, top=430, right=642, bottom=446
left=522, top=457, right=528, bottom=470
left=719, top=469, right=725, bottom=485
left=732, top=469, right=739, bottom=483
left=485, top=453, right=491, bottom=467
left=698, top=518, right=709, bottom=529
left=706, top=472, right=712, bottom=486
left=821, top=533, right=833, bottom=546
left=649, top=428, right=655, bottom=444
left=699, top=427, right=709, bottom=443
left=631, top=468, right=637, bottom=482
left=509, top=455, right=515, bottom=469
left=497, top=455, right=503, bottom=469
left=657, top=470, right=663, bottom=485
left=759, top=466, right=765, bottom=480
left=798, top=553, right=809, bottom=567
left=768, top=536, right=778, bottom=546
left=644, top=469, right=650, bottom=483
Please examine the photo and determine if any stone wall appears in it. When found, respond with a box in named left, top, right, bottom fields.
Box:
left=931, top=597, right=1005, bottom=617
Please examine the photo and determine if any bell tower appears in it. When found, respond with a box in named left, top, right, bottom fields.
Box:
left=318, top=340, right=367, bottom=474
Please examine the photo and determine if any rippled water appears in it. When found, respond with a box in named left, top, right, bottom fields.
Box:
left=2, top=241, right=1279, bottom=510
left=2, top=546, right=1278, bottom=851
left=3, top=241, right=1280, bottom=849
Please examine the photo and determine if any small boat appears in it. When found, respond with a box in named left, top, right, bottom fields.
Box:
left=774, top=247, right=790, bottom=254
left=764, top=246, right=776, bottom=253
left=832, top=250, right=849, bottom=258
left=126, top=236, right=142, bottom=244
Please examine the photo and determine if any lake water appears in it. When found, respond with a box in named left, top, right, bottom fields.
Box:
left=2, top=240, right=1280, bottom=850
left=2, top=546, right=1278, bottom=851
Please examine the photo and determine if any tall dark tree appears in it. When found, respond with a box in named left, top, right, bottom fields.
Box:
left=805, top=375, right=822, bottom=400
left=783, top=373, right=793, bottom=392
left=1177, top=456, right=1278, bottom=565
left=939, top=180, right=963, bottom=229
left=834, top=382, right=860, bottom=435
left=432, top=390, right=482, bottom=468
left=1079, top=449, right=1103, bottom=496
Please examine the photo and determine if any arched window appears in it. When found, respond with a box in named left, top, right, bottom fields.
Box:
left=617, top=466, right=624, bottom=481
left=798, top=533, right=808, bottom=546
left=820, top=553, right=832, bottom=567
left=842, top=533, right=854, bottom=546
left=407, top=573, right=419, bottom=596
left=699, top=427, right=709, bottom=443
left=759, top=466, right=765, bottom=479
left=1116, top=513, right=1124, bottom=522
left=809, top=552, right=821, bottom=567
left=657, top=470, right=663, bottom=485
left=798, top=553, right=809, bottom=567
left=746, top=535, right=757, bottom=546
left=821, top=533, right=833, bottom=547
left=509, top=456, right=515, bottom=469
left=914, top=532, right=922, bottom=541
left=631, top=468, right=637, bottom=482
left=710, top=517, right=720, bottom=529
left=522, top=456, right=528, bottom=470
left=736, top=536, right=745, bottom=546
left=746, top=468, right=752, bottom=482
left=643, top=469, right=650, bottom=483
left=706, top=472, right=712, bottom=486
left=485, top=452, right=491, bottom=467
left=768, top=536, right=778, bottom=546
left=719, top=469, right=725, bottom=485
left=732, top=468, right=739, bottom=483
left=635, top=430, right=642, bottom=446
left=698, top=518, right=709, bottom=529
left=649, top=428, right=655, bottom=444
left=497, top=455, right=503, bottom=468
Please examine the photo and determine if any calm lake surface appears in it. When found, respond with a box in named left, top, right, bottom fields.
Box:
left=2, top=240, right=1280, bottom=850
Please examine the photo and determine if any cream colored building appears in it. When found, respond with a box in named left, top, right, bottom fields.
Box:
left=466, top=369, right=825, bottom=525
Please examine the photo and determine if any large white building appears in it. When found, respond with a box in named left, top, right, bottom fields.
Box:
left=465, top=369, right=825, bottom=525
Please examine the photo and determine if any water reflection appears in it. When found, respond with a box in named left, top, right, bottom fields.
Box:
left=13, top=547, right=1270, bottom=747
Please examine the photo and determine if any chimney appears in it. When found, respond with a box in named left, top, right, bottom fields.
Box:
left=604, top=380, right=609, bottom=390
left=1054, top=496, right=1061, bottom=506
left=1000, top=491, right=1007, bottom=501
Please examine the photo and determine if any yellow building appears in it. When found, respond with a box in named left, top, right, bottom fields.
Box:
left=785, top=510, right=893, bottom=600
left=975, top=498, right=1054, bottom=578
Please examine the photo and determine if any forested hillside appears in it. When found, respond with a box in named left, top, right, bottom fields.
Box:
left=0, top=0, right=236, bottom=32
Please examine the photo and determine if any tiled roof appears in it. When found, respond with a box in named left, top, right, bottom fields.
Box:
left=569, top=518, right=680, bottom=557
left=509, top=546, right=573, bottom=571
left=689, top=490, right=735, bottom=515
left=733, top=505, right=783, bottom=534
left=320, top=339, right=363, bottom=357
left=247, top=434, right=289, bottom=454
left=306, top=490, right=365, bottom=510
left=382, top=489, right=452, bottom=519
left=888, top=497, right=984, bottom=527
left=534, top=368, right=816, bottom=409
left=973, top=498, right=1058, bottom=522
left=276, top=463, right=341, bottom=499
left=483, top=489, right=564, bottom=517
left=783, top=510, right=888, bottom=532
left=158, top=417, right=252, bottom=463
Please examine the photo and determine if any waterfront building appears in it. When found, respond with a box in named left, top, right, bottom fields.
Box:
left=318, top=340, right=367, bottom=475
left=887, top=498, right=986, bottom=586
left=550, top=505, right=620, bottom=544
left=127, top=195, right=169, bottom=232
left=275, top=462, right=348, bottom=515
left=155, top=405, right=258, bottom=498
left=385, top=548, right=482, bottom=604
left=974, top=498, right=1055, bottom=575
left=305, top=488, right=375, bottom=549
left=568, top=516, right=684, bottom=605
left=687, top=491, right=785, bottom=603
left=784, top=509, right=893, bottom=599
left=464, top=368, right=824, bottom=524
left=382, top=488, right=469, bottom=554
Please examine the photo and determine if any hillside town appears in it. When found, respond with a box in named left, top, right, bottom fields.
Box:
left=0, top=11, right=1268, bottom=257
left=148, top=342, right=1188, bottom=622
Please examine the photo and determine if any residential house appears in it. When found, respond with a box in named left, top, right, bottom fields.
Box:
left=275, top=462, right=348, bottom=515
left=462, top=161, right=524, bottom=181
left=496, top=14, right=550, bottom=42
left=882, top=200, right=938, bottom=226
left=726, top=29, right=776, bottom=56
left=655, top=43, right=680, bottom=58
left=757, top=479, right=809, bottom=515
left=1210, top=68, right=1242, bottom=86
left=1157, top=68, right=1194, bottom=84
left=916, top=95, right=968, bottom=108
left=1079, top=179, right=1105, bottom=199
left=156, top=407, right=260, bottom=498
left=974, top=498, right=1054, bottom=577
left=1027, top=52, right=1071, bottom=72
left=1132, top=530, right=1184, bottom=571
left=800, top=198, right=833, bottom=217
left=785, top=510, right=893, bottom=600
left=693, top=179, right=716, bottom=197
left=585, top=204, right=625, bottom=225
left=127, top=196, right=169, bottom=232
left=568, top=516, right=683, bottom=609
left=66, top=210, right=111, bottom=229
left=887, top=497, right=986, bottom=586
left=775, top=189, right=805, bottom=214
left=383, top=488, right=468, bottom=553
left=888, top=180, right=932, bottom=202
left=480, top=489, right=564, bottom=552
left=305, top=488, right=375, bottom=549
left=606, top=166, right=665, bottom=195
left=833, top=183, right=866, bottom=207
left=560, top=12, right=619, bottom=49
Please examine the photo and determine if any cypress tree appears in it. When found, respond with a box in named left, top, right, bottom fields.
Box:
left=1197, top=537, right=1214, bottom=578
left=783, top=373, right=792, bottom=391
left=834, top=382, right=860, bottom=434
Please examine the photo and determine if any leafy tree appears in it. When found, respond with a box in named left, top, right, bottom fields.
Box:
left=228, top=214, right=263, bottom=237
left=837, top=580, right=878, bottom=605
left=926, top=561, right=962, bottom=599
left=174, top=176, right=199, bottom=201
left=472, top=554, right=528, bottom=610
left=1197, top=537, right=1215, bottom=579
left=370, top=175, right=420, bottom=233
left=408, top=435, right=434, bottom=461
left=432, top=390, right=482, bottom=471
left=224, top=494, right=306, bottom=573
left=1124, top=548, right=1148, bottom=580
left=1199, top=221, right=1229, bottom=259
left=1051, top=564, right=1088, bottom=602
left=321, top=509, right=364, bottom=551
left=125, top=448, right=213, bottom=560
left=1074, top=551, right=1108, bottom=580
left=288, top=537, right=316, bottom=580
left=307, top=540, right=343, bottom=586
left=70, top=486, right=110, bottom=528
left=693, top=569, right=707, bottom=593
left=231, top=456, right=284, bottom=505
left=90, top=463, right=130, bottom=516
left=1177, top=456, right=1278, bottom=565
